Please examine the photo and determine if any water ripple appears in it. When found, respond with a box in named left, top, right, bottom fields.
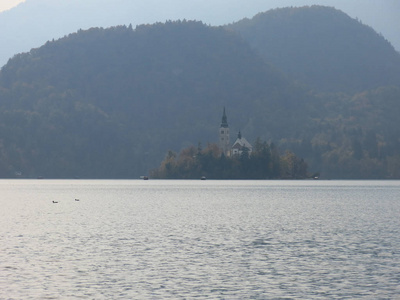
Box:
left=0, top=180, right=399, bottom=299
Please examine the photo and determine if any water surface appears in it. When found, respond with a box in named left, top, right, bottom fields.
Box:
left=1, top=180, right=399, bottom=299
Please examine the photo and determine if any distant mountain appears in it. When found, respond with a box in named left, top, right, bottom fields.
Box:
left=0, top=21, right=311, bottom=178
left=227, top=6, right=400, bottom=93
left=2, top=0, right=400, bottom=68
left=0, top=0, right=195, bottom=67
left=0, top=0, right=140, bottom=66
left=0, top=15, right=399, bottom=179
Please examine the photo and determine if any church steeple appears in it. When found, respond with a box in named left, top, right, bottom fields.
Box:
left=221, top=107, right=228, bottom=128
left=219, top=107, right=230, bottom=156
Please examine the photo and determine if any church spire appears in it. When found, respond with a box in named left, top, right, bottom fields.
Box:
left=221, top=107, right=228, bottom=128
left=219, top=107, right=230, bottom=156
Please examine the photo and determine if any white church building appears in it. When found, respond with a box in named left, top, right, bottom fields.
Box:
left=219, top=108, right=253, bottom=157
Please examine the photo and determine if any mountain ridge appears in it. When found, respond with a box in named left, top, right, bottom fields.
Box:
left=227, top=6, right=400, bottom=93
left=0, top=8, right=399, bottom=178
left=0, top=21, right=308, bottom=178
left=1, top=1, right=400, bottom=67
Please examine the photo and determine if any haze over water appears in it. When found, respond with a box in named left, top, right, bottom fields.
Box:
left=1, top=180, right=399, bottom=299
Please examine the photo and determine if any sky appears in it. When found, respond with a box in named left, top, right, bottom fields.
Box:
left=0, top=0, right=399, bottom=62
left=0, top=0, right=398, bottom=49
left=0, top=0, right=25, bottom=12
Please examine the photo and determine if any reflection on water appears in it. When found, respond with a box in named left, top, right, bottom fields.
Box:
left=1, top=180, right=400, bottom=299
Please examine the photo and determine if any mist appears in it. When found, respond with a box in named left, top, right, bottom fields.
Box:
left=0, top=0, right=399, bottom=66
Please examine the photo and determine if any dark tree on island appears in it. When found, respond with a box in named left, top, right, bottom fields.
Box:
left=151, top=139, right=309, bottom=179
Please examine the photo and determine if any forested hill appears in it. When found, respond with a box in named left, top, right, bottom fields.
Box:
left=0, top=21, right=308, bottom=178
left=227, top=6, right=400, bottom=93
left=0, top=11, right=399, bottom=179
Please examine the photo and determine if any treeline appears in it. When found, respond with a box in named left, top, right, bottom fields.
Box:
left=151, top=139, right=310, bottom=179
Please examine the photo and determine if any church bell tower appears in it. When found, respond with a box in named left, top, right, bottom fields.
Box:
left=219, top=107, right=230, bottom=156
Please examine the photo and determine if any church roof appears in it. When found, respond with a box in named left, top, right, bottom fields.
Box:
left=232, top=132, right=252, bottom=150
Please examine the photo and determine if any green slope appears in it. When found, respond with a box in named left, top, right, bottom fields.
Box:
left=0, top=17, right=399, bottom=179
left=228, top=6, right=400, bottom=93
left=0, top=21, right=306, bottom=178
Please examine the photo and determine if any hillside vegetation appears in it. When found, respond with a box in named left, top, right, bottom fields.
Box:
left=0, top=21, right=311, bottom=178
left=0, top=7, right=399, bottom=179
left=228, top=6, right=400, bottom=93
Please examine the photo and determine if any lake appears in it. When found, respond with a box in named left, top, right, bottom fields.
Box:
left=1, top=180, right=399, bottom=299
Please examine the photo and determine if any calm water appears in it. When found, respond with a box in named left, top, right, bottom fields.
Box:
left=1, top=180, right=399, bottom=299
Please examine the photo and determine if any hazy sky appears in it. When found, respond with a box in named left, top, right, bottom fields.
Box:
left=0, top=0, right=399, bottom=51
left=0, top=0, right=25, bottom=12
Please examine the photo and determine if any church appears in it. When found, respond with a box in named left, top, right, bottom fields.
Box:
left=219, top=108, right=253, bottom=157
